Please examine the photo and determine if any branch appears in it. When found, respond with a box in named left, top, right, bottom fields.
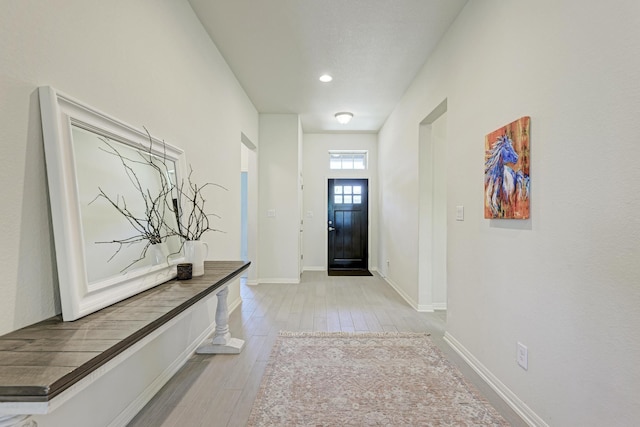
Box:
left=166, top=166, right=227, bottom=241
left=91, top=132, right=177, bottom=271
left=91, top=128, right=226, bottom=271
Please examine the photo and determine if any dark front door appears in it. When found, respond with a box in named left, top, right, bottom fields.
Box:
left=328, top=179, right=368, bottom=271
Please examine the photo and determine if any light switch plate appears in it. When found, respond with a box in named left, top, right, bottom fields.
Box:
left=517, top=342, right=528, bottom=370
left=456, top=205, right=464, bottom=221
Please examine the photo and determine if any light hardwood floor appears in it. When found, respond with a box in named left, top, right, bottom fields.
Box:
left=128, top=271, right=527, bottom=427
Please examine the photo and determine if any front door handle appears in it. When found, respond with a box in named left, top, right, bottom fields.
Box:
left=328, top=226, right=336, bottom=232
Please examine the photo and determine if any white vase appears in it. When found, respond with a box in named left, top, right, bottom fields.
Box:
left=149, top=243, right=168, bottom=266
left=184, top=240, right=209, bottom=276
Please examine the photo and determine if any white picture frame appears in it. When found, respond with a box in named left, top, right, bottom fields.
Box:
left=39, top=86, right=187, bottom=321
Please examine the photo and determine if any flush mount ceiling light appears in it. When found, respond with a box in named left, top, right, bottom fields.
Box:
left=319, top=74, right=333, bottom=83
left=335, top=112, right=353, bottom=124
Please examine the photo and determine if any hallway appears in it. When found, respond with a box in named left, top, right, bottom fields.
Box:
left=128, top=272, right=526, bottom=426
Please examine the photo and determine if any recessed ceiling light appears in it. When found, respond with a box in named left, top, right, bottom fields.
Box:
left=335, top=112, right=353, bottom=124
left=319, top=74, right=333, bottom=83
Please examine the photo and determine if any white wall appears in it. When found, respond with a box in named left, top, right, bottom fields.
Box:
left=258, top=114, right=301, bottom=283
left=378, top=1, right=640, bottom=425
left=0, top=0, right=258, bottom=333
left=302, top=134, right=378, bottom=271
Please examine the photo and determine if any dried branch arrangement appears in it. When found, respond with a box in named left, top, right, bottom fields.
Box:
left=91, top=129, right=225, bottom=271
left=171, top=167, right=227, bottom=241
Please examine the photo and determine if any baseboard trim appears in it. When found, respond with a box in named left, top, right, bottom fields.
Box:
left=381, top=276, right=428, bottom=311
left=433, top=302, right=447, bottom=311
left=110, top=296, right=242, bottom=427
left=443, top=332, right=548, bottom=427
left=227, top=295, right=242, bottom=313
left=416, top=304, right=435, bottom=312
left=109, top=318, right=216, bottom=427
left=258, top=278, right=300, bottom=284
left=379, top=275, right=443, bottom=313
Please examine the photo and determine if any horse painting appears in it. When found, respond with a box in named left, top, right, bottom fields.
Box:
left=484, top=117, right=530, bottom=219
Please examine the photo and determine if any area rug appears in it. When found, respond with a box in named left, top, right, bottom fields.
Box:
left=247, top=332, right=509, bottom=426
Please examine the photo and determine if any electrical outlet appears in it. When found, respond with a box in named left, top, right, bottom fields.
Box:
left=517, top=342, right=528, bottom=370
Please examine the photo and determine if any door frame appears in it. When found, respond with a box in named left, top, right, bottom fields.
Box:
left=418, top=99, right=448, bottom=311
left=240, top=133, right=257, bottom=285
left=325, top=176, right=370, bottom=271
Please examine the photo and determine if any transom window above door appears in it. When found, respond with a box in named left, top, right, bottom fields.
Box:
left=329, top=151, right=367, bottom=170
left=334, top=185, right=362, bottom=204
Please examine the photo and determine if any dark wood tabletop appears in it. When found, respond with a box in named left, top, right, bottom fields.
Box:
left=0, top=261, right=250, bottom=402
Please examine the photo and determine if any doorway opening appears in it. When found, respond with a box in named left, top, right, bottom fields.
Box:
left=327, top=178, right=371, bottom=276
left=418, top=99, right=448, bottom=311
left=240, top=133, right=257, bottom=284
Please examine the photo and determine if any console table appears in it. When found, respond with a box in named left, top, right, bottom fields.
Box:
left=0, top=260, right=249, bottom=426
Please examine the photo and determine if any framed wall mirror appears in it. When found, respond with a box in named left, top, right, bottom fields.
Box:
left=39, top=86, right=186, bottom=321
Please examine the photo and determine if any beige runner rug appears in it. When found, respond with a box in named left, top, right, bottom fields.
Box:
left=247, top=332, right=509, bottom=426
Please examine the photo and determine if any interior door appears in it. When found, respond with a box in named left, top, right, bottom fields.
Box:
left=328, top=179, right=368, bottom=271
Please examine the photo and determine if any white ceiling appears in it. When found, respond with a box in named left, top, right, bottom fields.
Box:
left=188, top=0, right=467, bottom=133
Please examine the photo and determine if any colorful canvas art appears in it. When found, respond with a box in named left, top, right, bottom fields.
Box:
left=484, top=116, right=530, bottom=219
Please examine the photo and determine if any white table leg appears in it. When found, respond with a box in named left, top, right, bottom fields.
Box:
left=196, top=285, right=245, bottom=354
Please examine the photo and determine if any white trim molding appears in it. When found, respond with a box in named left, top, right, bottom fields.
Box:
left=108, top=313, right=217, bottom=427
left=38, top=86, right=187, bottom=321
left=444, top=332, right=548, bottom=427
left=381, top=276, right=435, bottom=312
left=258, top=278, right=301, bottom=284
left=0, top=415, right=34, bottom=427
